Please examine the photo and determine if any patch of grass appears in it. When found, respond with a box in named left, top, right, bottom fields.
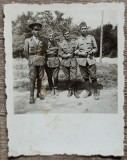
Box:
left=97, top=62, right=117, bottom=89
left=13, top=58, right=117, bottom=90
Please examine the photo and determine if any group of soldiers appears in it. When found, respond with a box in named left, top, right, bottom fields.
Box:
left=24, top=21, right=99, bottom=104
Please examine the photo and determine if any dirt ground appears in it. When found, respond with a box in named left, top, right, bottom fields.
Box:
left=13, top=57, right=118, bottom=114
left=14, top=88, right=117, bottom=114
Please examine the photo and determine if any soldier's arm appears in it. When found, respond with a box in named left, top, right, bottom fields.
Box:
left=74, top=40, right=88, bottom=57
left=49, top=46, right=58, bottom=51
left=58, top=44, right=68, bottom=58
left=24, top=39, right=29, bottom=59
left=46, top=40, right=58, bottom=54
left=53, top=42, right=59, bottom=55
left=42, top=40, right=48, bottom=57
left=46, top=49, right=58, bottom=55
left=91, top=36, right=98, bottom=54
left=74, top=40, right=80, bottom=55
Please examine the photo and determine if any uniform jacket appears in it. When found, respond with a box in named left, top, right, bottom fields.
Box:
left=24, top=36, right=45, bottom=66
left=45, top=39, right=60, bottom=68
left=58, top=39, right=77, bottom=67
left=75, top=35, right=98, bottom=66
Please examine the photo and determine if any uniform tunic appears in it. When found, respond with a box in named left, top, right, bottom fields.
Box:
left=45, top=40, right=60, bottom=88
left=75, top=35, right=98, bottom=80
left=24, top=36, right=45, bottom=82
left=58, top=39, right=77, bottom=86
left=75, top=35, right=98, bottom=66
left=58, top=39, right=77, bottom=67
left=45, top=40, right=60, bottom=68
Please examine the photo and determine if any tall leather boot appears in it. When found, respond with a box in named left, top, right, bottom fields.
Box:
left=92, top=79, right=99, bottom=100
left=54, top=77, right=59, bottom=96
left=54, top=87, right=59, bottom=96
left=67, top=88, right=73, bottom=97
left=29, top=81, right=35, bottom=104
left=67, top=80, right=73, bottom=97
left=73, top=81, right=80, bottom=98
left=50, top=87, right=55, bottom=96
left=37, top=79, right=45, bottom=100
left=74, top=90, right=80, bottom=98
left=83, top=78, right=92, bottom=98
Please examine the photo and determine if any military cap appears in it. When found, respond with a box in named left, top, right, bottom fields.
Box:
left=29, top=21, right=42, bottom=29
left=79, top=21, right=87, bottom=28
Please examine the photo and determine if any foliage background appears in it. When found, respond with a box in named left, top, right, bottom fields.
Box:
left=12, top=11, right=117, bottom=58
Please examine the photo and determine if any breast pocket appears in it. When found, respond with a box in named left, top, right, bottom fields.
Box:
left=29, top=44, right=36, bottom=52
left=29, top=47, right=36, bottom=52
left=86, top=40, right=93, bottom=49
left=86, top=43, right=92, bottom=50
left=29, top=47, right=36, bottom=53
left=79, top=43, right=84, bottom=50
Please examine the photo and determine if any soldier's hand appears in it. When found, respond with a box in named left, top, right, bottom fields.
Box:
left=74, top=50, right=79, bottom=55
left=50, top=47, right=58, bottom=51
left=78, top=51, right=87, bottom=57
left=67, top=53, right=73, bottom=58
left=88, top=50, right=93, bottom=55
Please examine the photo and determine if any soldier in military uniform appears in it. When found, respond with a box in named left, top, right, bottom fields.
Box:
left=24, top=22, right=45, bottom=104
left=75, top=22, right=99, bottom=100
left=58, top=28, right=79, bottom=98
left=44, top=30, right=60, bottom=95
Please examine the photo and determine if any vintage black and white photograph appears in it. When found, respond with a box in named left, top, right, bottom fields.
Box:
left=11, top=4, right=119, bottom=114
left=4, top=3, right=124, bottom=156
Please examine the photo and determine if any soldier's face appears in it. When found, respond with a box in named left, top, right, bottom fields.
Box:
left=81, top=26, right=87, bottom=35
left=48, top=34, right=53, bottom=42
left=32, top=26, right=40, bottom=37
left=64, top=31, right=70, bottom=40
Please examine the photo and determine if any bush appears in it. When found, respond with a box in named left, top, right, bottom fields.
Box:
left=13, top=50, right=25, bottom=58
